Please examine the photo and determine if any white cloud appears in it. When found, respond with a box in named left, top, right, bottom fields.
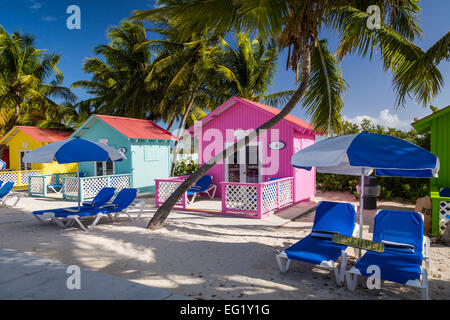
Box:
left=343, top=109, right=411, bottom=131
left=29, top=2, right=41, bottom=9
left=41, top=16, right=58, bottom=22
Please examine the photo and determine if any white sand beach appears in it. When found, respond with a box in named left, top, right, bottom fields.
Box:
left=0, top=190, right=449, bottom=300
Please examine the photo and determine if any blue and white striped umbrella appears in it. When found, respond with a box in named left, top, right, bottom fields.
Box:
left=23, top=138, right=125, bottom=164
left=23, top=138, right=126, bottom=210
left=291, top=132, right=439, bottom=245
left=291, top=132, right=439, bottom=177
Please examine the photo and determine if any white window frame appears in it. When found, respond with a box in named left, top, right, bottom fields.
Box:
left=19, top=149, right=32, bottom=171
left=94, top=161, right=115, bottom=176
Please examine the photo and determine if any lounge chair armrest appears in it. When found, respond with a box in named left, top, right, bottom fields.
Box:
left=100, top=204, right=118, bottom=210
left=82, top=200, right=94, bottom=207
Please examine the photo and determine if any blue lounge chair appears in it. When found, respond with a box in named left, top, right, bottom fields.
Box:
left=32, top=187, right=116, bottom=225
left=276, top=201, right=358, bottom=285
left=346, top=210, right=431, bottom=299
left=186, top=175, right=217, bottom=204
left=0, top=181, right=22, bottom=207
left=52, top=188, right=143, bottom=231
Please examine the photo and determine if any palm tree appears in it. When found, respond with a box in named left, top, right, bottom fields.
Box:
left=155, top=31, right=305, bottom=175
left=133, top=0, right=448, bottom=230
left=72, top=20, right=166, bottom=120
left=0, top=26, right=76, bottom=135
left=213, top=33, right=297, bottom=106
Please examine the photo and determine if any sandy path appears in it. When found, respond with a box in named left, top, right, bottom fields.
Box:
left=0, top=191, right=448, bottom=300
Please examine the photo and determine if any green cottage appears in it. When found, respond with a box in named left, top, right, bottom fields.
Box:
left=412, top=105, right=450, bottom=236
left=71, top=114, right=178, bottom=194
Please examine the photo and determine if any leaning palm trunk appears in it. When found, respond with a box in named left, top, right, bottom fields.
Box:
left=3, top=103, right=21, bottom=135
left=148, top=47, right=311, bottom=229
left=170, top=97, right=195, bottom=176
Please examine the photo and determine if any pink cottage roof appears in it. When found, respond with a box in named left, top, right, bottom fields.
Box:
left=188, top=97, right=321, bottom=135
left=95, top=115, right=178, bottom=140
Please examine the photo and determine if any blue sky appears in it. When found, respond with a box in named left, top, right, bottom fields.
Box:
left=1, top=0, right=449, bottom=131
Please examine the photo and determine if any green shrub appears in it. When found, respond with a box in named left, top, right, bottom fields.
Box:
left=173, top=159, right=199, bottom=176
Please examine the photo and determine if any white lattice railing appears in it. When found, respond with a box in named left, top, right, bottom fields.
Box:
left=0, top=169, right=42, bottom=188
left=221, top=177, right=294, bottom=218
left=439, top=201, right=450, bottom=235
left=155, top=176, right=188, bottom=209
left=62, top=174, right=132, bottom=201
left=223, top=183, right=259, bottom=216
left=28, top=172, right=78, bottom=197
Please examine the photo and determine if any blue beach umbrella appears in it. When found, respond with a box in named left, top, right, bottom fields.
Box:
left=23, top=138, right=126, bottom=210
left=291, top=132, right=439, bottom=243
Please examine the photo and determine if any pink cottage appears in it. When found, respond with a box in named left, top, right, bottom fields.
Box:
left=155, top=97, right=321, bottom=218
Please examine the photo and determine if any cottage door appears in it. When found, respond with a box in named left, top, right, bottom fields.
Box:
left=225, top=142, right=260, bottom=183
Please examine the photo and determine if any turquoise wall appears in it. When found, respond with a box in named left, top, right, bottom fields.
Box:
left=75, top=119, right=132, bottom=178
left=130, top=140, right=172, bottom=193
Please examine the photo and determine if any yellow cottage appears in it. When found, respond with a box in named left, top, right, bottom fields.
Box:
left=0, top=126, right=77, bottom=188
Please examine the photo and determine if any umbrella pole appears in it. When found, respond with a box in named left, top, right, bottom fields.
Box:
left=358, top=168, right=365, bottom=258
left=77, top=163, right=81, bottom=212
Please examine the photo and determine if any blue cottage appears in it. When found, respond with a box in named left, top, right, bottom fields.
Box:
left=71, top=114, right=178, bottom=193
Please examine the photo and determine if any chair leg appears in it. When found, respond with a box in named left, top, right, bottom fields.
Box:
left=133, top=201, right=146, bottom=222
left=188, top=193, right=197, bottom=204
left=67, top=216, right=88, bottom=231
left=206, top=185, right=217, bottom=199
left=276, top=252, right=291, bottom=273
left=5, top=192, right=23, bottom=207
left=88, top=213, right=103, bottom=231
left=421, top=268, right=429, bottom=300
left=123, top=209, right=134, bottom=222
left=33, top=213, right=52, bottom=225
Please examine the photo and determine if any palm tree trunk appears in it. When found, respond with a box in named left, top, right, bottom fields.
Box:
left=3, top=103, right=21, bottom=135
left=170, top=96, right=195, bottom=176
left=148, top=47, right=312, bottom=230
left=166, top=116, right=176, bottom=131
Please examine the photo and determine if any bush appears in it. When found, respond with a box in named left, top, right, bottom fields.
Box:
left=173, top=159, right=199, bottom=176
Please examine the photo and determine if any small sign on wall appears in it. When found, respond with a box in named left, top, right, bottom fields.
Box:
left=22, top=142, right=28, bottom=148
left=268, top=141, right=286, bottom=150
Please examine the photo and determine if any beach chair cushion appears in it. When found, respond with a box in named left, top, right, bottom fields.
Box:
left=0, top=182, right=14, bottom=198
left=311, top=201, right=356, bottom=236
left=352, top=210, right=424, bottom=284
left=284, top=201, right=356, bottom=264
left=82, top=187, right=116, bottom=207
left=33, top=187, right=116, bottom=216
left=187, top=176, right=212, bottom=195
left=352, top=251, right=422, bottom=284
left=62, top=188, right=138, bottom=217
left=285, top=235, right=347, bottom=265
left=372, top=210, right=423, bottom=256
